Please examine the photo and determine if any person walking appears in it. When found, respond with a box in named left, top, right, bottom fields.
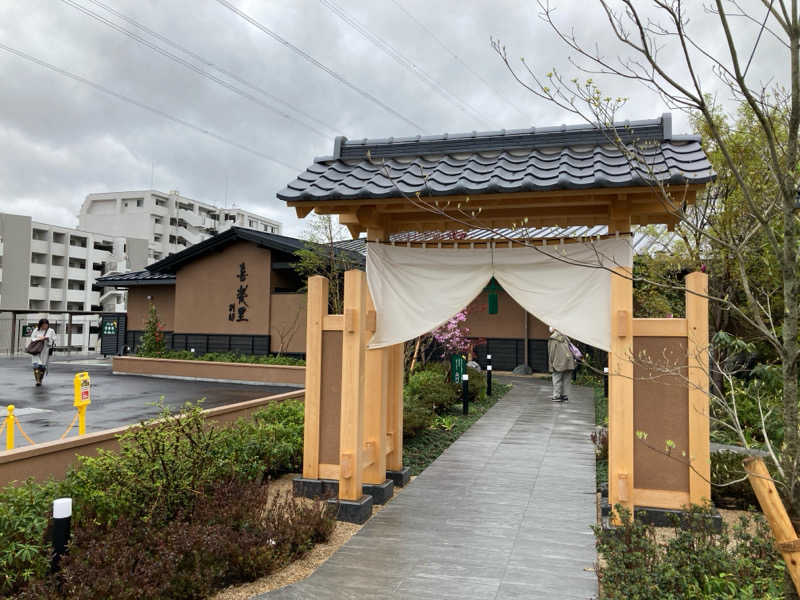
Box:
left=28, top=318, right=56, bottom=386
left=548, top=326, right=575, bottom=403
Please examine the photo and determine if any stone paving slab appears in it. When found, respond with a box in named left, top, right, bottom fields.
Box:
left=259, top=376, right=597, bottom=599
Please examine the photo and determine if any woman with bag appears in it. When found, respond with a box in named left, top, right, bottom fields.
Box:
left=547, top=326, right=577, bottom=403
left=27, top=318, right=56, bottom=386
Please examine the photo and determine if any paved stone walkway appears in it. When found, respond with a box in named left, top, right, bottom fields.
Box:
left=261, top=376, right=597, bottom=600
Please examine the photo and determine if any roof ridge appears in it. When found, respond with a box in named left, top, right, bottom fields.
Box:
left=328, top=114, right=675, bottom=161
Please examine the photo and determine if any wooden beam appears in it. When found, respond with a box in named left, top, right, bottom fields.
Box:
left=294, top=206, right=314, bottom=219
left=686, top=271, right=710, bottom=504
left=338, top=270, right=368, bottom=501
left=388, top=204, right=610, bottom=223
left=745, top=457, right=800, bottom=595
left=318, top=463, right=340, bottom=480
left=286, top=183, right=708, bottom=211
left=386, top=343, right=405, bottom=472
left=633, top=488, right=690, bottom=510
left=363, top=290, right=388, bottom=485
left=609, top=265, right=634, bottom=520
left=633, top=318, right=688, bottom=337
left=608, top=193, right=632, bottom=234
left=302, top=275, right=328, bottom=480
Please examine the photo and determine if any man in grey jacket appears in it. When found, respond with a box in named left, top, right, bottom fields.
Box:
left=548, top=327, right=576, bottom=402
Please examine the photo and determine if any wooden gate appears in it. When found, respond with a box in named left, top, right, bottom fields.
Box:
left=608, top=270, right=710, bottom=516
left=296, top=271, right=405, bottom=522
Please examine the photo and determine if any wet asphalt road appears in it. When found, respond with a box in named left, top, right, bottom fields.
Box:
left=0, top=355, right=292, bottom=445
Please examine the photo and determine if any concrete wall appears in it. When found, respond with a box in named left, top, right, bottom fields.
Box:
left=0, top=213, right=32, bottom=309
left=174, top=241, right=271, bottom=335
left=127, top=285, right=176, bottom=330
left=465, top=289, right=549, bottom=339
left=113, top=356, right=305, bottom=386
left=0, top=389, right=304, bottom=487
left=270, top=293, right=307, bottom=354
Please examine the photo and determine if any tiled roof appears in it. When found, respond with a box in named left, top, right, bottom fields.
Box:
left=145, top=226, right=364, bottom=274
left=278, top=114, right=713, bottom=203
left=95, top=270, right=176, bottom=286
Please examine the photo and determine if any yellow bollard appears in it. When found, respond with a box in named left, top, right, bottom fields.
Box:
left=73, top=372, right=91, bottom=436
left=5, top=405, right=15, bottom=450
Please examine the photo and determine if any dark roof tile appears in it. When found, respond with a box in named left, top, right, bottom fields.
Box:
left=279, top=114, right=712, bottom=203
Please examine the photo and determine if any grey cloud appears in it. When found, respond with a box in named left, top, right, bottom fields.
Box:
left=0, top=1, right=786, bottom=238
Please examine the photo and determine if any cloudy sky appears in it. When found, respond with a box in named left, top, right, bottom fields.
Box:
left=0, top=1, right=784, bottom=237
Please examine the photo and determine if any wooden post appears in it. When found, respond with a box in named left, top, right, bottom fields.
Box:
left=744, top=457, right=800, bottom=594
left=685, top=271, right=710, bottom=504
left=339, top=270, right=368, bottom=501
left=362, top=289, right=388, bottom=485
left=608, top=265, right=634, bottom=519
left=386, top=343, right=405, bottom=472
left=302, top=275, right=328, bottom=480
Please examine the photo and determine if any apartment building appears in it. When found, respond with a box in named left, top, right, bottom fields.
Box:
left=79, top=190, right=282, bottom=264
left=0, top=212, right=148, bottom=353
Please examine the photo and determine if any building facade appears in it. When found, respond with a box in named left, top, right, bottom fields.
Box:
left=0, top=212, right=148, bottom=353
left=79, top=190, right=282, bottom=265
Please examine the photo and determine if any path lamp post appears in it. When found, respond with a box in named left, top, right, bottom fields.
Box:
left=51, top=498, right=72, bottom=573
left=486, top=354, right=492, bottom=396
left=462, top=373, right=469, bottom=415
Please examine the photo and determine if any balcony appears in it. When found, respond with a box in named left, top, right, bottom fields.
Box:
left=68, top=245, right=87, bottom=259
left=49, top=288, right=64, bottom=301
left=49, top=265, right=65, bottom=278
left=67, top=267, right=86, bottom=280
left=67, top=290, right=86, bottom=303
left=30, top=263, right=47, bottom=277
left=29, top=286, right=48, bottom=301
left=31, top=239, right=49, bottom=254
left=50, top=242, right=66, bottom=256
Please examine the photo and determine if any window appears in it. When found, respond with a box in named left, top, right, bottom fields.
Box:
left=32, top=228, right=48, bottom=241
left=153, top=252, right=162, bottom=260
left=154, top=197, right=167, bottom=207
left=153, top=216, right=163, bottom=224
left=31, top=252, right=47, bottom=264
left=52, top=232, right=65, bottom=243
left=51, top=255, right=64, bottom=266
left=249, top=219, right=255, bottom=227
left=154, top=234, right=162, bottom=242
left=169, top=235, right=177, bottom=244
left=69, top=235, right=87, bottom=248
left=169, top=217, right=177, bottom=226
left=136, top=199, right=143, bottom=207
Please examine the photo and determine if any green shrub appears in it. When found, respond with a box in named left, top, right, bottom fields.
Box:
left=595, top=504, right=783, bottom=599
left=0, top=479, right=64, bottom=595
left=405, top=366, right=459, bottom=412
left=137, top=349, right=306, bottom=366
left=466, top=367, right=486, bottom=403
left=138, top=303, right=167, bottom=357
left=403, top=390, right=435, bottom=438
left=215, top=399, right=305, bottom=481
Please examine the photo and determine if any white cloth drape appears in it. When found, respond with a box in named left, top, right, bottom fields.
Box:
left=366, top=237, right=632, bottom=352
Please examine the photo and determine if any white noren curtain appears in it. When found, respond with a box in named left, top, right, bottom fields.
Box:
left=366, top=237, right=632, bottom=352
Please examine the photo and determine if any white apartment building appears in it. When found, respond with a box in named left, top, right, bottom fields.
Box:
left=0, top=212, right=149, bottom=353
left=79, top=190, right=282, bottom=264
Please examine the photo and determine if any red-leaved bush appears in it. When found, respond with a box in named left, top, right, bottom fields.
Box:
left=15, top=479, right=335, bottom=600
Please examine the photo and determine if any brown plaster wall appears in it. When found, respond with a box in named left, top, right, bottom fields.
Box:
left=174, top=241, right=271, bottom=335
left=126, top=285, right=175, bottom=330
left=465, top=289, right=548, bottom=339
left=0, top=389, right=304, bottom=487
left=633, top=336, right=690, bottom=493
left=112, top=356, right=305, bottom=386
left=319, top=330, right=342, bottom=465
left=270, top=293, right=307, bottom=354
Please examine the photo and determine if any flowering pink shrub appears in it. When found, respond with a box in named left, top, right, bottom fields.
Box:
left=432, top=310, right=472, bottom=356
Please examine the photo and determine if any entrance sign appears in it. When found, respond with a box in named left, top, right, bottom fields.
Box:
left=366, top=237, right=633, bottom=352
left=101, top=320, right=117, bottom=336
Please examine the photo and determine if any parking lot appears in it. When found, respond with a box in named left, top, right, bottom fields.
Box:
left=0, top=355, right=294, bottom=445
